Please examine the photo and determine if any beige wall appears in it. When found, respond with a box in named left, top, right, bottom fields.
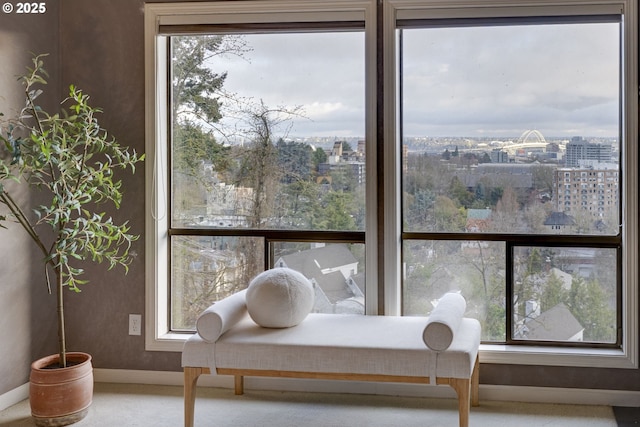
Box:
left=1, top=0, right=638, bottom=396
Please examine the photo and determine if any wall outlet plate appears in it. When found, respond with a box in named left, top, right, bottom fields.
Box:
left=129, top=314, right=142, bottom=336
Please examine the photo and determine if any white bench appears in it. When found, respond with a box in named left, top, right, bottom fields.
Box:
left=182, top=289, right=481, bottom=427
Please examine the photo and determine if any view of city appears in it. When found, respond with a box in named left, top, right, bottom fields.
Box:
left=168, top=22, right=620, bottom=345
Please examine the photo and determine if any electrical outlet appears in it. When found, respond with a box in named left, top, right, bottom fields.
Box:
left=129, top=314, right=142, bottom=336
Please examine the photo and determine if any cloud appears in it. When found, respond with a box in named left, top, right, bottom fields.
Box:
left=401, top=22, right=620, bottom=137
left=209, top=32, right=365, bottom=138
left=207, top=21, right=619, bottom=139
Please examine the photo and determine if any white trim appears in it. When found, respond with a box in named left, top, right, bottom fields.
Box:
left=382, top=0, right=403, bottom=316
left=620, top=0, right=639, bottom=373
left=384, top=0, right=638, bottom=369
left=144, top=5, right=171, bottom=352
left=362, top=1, right=380, bottom=315
left=93, top=368, right=640, bottom=407
left=479, top=344, right=636, bottom=369
left=144, top=0, right=378, bottom=348
left=4, top=370, right=640, bottom=410
left=0, top=383, right=28, bottom=412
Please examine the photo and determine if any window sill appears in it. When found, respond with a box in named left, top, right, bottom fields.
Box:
left=145, top=331, right=191, bottom=353
left=479, top=343, right=636, bottom=369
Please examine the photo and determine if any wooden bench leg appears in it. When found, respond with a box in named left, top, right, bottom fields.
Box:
left=184, top=367, right=205, bottom=427
left=448, top=378, right=471, bottom=427
left=234, top=375, right=244, bottom=395
left=471, top=356, right=480, bottom=407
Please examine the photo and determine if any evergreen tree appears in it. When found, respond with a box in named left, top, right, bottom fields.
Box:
left=277, top=139, right=312, bottom=184
left=312, top=146, right=328, bottom=170
left=171, top=35, right=247, bottom=185
left=448, top=176, right=474, bottom=208
left=568, top=276, right=616, bottom=342
left=433, top=195, right=466, bottom=232
left=319, top=191, right=357, bottom=231
left=405, top=188, right=436, bottom=231
left=540, top=270, right=567, bottom=312
left=172, top=35, right=249, bottom=126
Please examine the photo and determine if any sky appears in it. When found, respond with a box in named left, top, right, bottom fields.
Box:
left=203, top=21, right=620, bottom=141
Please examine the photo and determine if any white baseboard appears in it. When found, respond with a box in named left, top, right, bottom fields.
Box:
left=4, top=368, right=638, bottom=414
left=92, top=368, right=640, bottom=407
left=0, top=383, right=28, bottom=412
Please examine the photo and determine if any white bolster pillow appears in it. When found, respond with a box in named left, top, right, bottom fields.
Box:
left=422, top=292, right=467, bottom=351
left=196, top=289, right=248, bottom=342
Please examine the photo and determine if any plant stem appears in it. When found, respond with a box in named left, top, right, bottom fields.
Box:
left=0, top=192, right=48, bottom=256
left=25, top=78, right=59, bottom=185
left=56, top=268, right=66, bottom=368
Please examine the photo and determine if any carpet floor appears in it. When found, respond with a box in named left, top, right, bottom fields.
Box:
left=0, top=382, right=619, bottom=427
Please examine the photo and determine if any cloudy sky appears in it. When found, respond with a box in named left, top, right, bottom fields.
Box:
left=205, top=21, right=620, bottom=140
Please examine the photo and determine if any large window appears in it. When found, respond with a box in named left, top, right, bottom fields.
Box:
left=145, top=0, right=637, bottom=368
left=169, top=31, right=368, bottom=330
left=399, top=19, right=621, bottom=346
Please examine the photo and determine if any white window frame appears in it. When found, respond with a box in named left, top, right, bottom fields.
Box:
left=383, top=0, right=638, bottom=368
left=144, top=0, right=638, bottom=369
left=144, top=0, right=378, bottom=352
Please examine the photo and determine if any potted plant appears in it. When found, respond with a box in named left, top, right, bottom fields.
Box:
left=0, top=54, right=144, bottom=426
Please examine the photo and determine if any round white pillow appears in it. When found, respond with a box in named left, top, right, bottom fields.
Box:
left=246, top=268, right=315, bottom=328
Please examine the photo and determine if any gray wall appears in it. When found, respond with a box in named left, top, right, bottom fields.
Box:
left=58, top=0, right=180, bottom=371
left=0, top=0, right=638, bottom=397
left=0, top=4, right=61, bottom=396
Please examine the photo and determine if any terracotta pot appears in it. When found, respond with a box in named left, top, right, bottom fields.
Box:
left=29, top=352, right=93, bottom=427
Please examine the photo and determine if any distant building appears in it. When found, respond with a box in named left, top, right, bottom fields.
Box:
left=274, top=244, right=364, bottom=314
left=319, top=140, right=366, bottom=187
left=205, top=182, right=253, bottom=223
left=328, top=141, right=343, bottom=164
left=489, top=148, right=509, bottom=163
left=515, top=303, right=584, bottom=341
left=554, top=167, right=619, bottom=218
left=543, top=211, right=575, bottom=233
left=565, top=136, right=612, bottom=167
left=454, top=163, right=539, bottom=190
left=466, top=209, right=492, bottom=232
left=546, top=142, right=560, bottom=153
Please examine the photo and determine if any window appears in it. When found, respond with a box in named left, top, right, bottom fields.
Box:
left=169, top=30, right=368, bottom=330
left=145, top=0, right=638, bottom=368
left=399, top=17, right=621, bottom=345
left=145, top=0, right=377, bottom=346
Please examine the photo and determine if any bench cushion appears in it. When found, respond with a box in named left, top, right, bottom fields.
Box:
left=423, top=292, right=467, bottom=351
left=183, top=313, right=480, bottom=380
left=196, top=290, right=248, bottom=343
left=246, top=268, right=315, bottom=328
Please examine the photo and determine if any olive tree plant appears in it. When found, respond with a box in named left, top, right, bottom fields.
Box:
left=0, top=55, right=144, bottom=368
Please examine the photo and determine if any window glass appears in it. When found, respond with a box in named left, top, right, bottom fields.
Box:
left=400, top=19, right=622, bottom=346
left=401, top=22, right=620, bottom=235
left=171, top=32, right=366, bottom=231
left=272, top=242, right=366, bottom=314
left=403, top=240, right=506, bottom=342
left=512, top=246, right=617, bottom=343
left=171, top=235, right=264, bottom=330
left=169, top=30, right=366, bottom=330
